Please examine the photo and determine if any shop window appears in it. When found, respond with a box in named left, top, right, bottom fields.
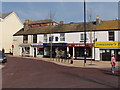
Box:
left=55, top=37, right=58, bottom=41
left=22, top=47, right=30, bottom=56
left=33, top=34, right=37, bottom=43
left=60, top=33, right=65, bottom=41
left=44, top=34, right=47, bottom=42
left=37, top=48, right=43, bottom=55
left=109, top=31, right=114, bottom=41
left=23, top=35, right=28, bottom=43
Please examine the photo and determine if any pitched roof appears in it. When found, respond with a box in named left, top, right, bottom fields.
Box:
left=0, top=12, right=12, bottom=19
left=13, top=19, right=119, bottom=36
left=25, top=19, right=56, bottom=24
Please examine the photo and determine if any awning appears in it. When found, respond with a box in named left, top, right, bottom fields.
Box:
left=31, top=43, right=43, bottom=47
left=19, top=43, right=31, bottom=47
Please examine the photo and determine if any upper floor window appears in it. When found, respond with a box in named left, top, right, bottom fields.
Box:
left=60, top=33, right=65, bottom=41
left=80, top=33, right=88, bottom=41
left=55, top=37, right=58, bottom=41
left=81, top=33, right=84, bottom=41
left=109, top=31, right=114, bottom=41
left=49, top=36, right=54, bottom=42
left=44, top=34, right=47, bottom=42
left=23, top=35, right=28, bottom=43
left=33, top=34, right=37, bottom=43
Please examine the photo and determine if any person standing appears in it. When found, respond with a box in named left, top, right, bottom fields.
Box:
left=111, top=54, right=116, bottom=74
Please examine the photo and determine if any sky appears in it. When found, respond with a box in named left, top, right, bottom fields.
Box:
left=0, top=1, right=119, bottom=24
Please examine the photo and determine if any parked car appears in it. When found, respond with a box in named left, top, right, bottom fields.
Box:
left=0, top=51, right=7, bottom=63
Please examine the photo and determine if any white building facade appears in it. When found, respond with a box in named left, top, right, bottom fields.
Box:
left=0, top=12, right=23, bottom=53
left=13, top=19, right=120, bottom=61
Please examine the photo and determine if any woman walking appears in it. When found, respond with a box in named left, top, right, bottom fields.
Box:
left=111, top=54, right=116, bottom=74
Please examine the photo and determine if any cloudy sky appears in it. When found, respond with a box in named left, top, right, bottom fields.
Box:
left=1, top=1, right=119, bottom=23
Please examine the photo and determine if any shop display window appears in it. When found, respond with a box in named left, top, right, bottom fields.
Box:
left=37, top=48, right=43, bottom=55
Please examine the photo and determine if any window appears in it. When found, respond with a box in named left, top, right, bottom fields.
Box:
left=44, top=34, right=47, bottom=42
left=80, top=33, right=87, bottom=41
left=49, top=36, right=54, bottom=42
left=33, top=34, right=37, bottom=43
left=81, top=33, right=84, bottom=40
left=109, top=31, right=114, bottom=41
left=23, top=35, right=28, bottom=43
left=60, top=33, right=65, bottom=41
left=55, top=37, right=58, bottom=41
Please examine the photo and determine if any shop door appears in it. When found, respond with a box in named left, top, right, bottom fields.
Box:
left=102, top=50, right=111, bottom=61
left=69, top=47, right=73, bottom=57
left=116, top=49, right=120, bottom=61
left=34, top=48, right=36, bottom=57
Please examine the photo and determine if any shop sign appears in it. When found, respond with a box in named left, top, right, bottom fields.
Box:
left=31, top=43, right=43, bottom=46
left=43, top=43, right=67, bottom=46
left=67, top=44, right=94, bottom=47
left=95, top=41, right=120, bottom=47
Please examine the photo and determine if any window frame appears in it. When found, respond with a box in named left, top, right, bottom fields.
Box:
left=23, top=35, right=28, bottom=43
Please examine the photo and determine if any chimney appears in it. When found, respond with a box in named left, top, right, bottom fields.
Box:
left=60, top=21, right=64, bottom=24
left=96, top=16, right=101, bottom=25
left=24, top=19, right=32, bottom=31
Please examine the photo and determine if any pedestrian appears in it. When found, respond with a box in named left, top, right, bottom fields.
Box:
left=70, top=56, right=74, bottom=64
left=67, top=52, right=71, bottom=63
left=110, top=54, right=116, bottom=74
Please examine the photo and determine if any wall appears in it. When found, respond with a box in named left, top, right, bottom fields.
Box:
left=0, top=21, right=2, bottom=51
left=95, top=31, right=108, bottom=42
left=13, top=36, right=23, bottom=56
left=2, top=12, right=23, bottom=53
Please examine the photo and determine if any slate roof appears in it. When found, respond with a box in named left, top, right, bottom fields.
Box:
left=13, top=19, right=119, bottom=36
left=0, top=12, right=12, bottom=19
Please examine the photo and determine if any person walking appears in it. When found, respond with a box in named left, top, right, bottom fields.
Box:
left=111, top=54, right=116, bottom=74
left=67, top=52, right=71, bottom=63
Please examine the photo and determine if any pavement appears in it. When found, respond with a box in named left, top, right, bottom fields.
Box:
left=18, top=56, right=119, bottom=69
left=0, top=55, right=119, bottom=69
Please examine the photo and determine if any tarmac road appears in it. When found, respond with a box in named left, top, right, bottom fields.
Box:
left=2, top=56, right=120, bottom=88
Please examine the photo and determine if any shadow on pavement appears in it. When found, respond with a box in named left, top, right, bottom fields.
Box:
left=100, top=69, right=120, bottom=76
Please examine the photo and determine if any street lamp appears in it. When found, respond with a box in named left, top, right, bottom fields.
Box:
left=84, top=0, right=87, bottom=66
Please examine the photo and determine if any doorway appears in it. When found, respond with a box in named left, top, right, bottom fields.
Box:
left=34, top=48, right=36, bottom=57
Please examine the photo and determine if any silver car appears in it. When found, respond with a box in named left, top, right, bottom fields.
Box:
left=0, top=51, right=7, bottom=63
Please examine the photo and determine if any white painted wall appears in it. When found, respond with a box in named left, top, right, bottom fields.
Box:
left=95, top=31, right=108, bottom=41
left=1, top=12, right=23, bottom=53
left=28, top=35, right=33, bottom=44
left=115, top=31, right=120, bottom=41
left=0, top=21, right=2, bottom=51
left=95, top=48, right=100, bottom=61
left=65, top=32, right=80, bottom=43
left=13, top=36, right=23, bottom=56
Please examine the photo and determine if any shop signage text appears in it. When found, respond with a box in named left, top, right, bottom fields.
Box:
left=95, top=41, right=120, bottom=47
left=67, top=44, right=94, bottom=47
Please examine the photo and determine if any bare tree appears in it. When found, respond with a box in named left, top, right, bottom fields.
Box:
left=87, top=8, right=94, bottom=64
left=48, top=10, right=56, bottom=61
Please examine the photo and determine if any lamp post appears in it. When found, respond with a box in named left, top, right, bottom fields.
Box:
left=84, top=0, right=87, bottom=66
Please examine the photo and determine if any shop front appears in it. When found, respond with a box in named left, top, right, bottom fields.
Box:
left=19, top=44, right=31, bottom=56
left=31, top=43, right=43, bottom=57
left=67, top=44, right=94, bottom=60
left=43, top=43, right=67, bottom=58
left=95, top=41, right=120, bottom=61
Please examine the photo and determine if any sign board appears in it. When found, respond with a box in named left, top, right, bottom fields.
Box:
left=67, top=44, right=94, bottom=47
left=95, top=41, right=120, bottom=47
